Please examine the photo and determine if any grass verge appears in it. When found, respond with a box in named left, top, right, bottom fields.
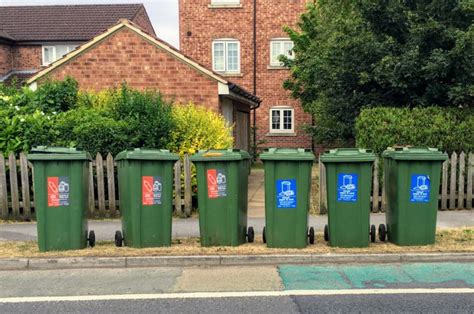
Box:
left=0, top=228, right=471, bottom=259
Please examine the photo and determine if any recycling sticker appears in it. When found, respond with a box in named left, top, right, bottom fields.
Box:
left=47, top=176, right=70, bottom=207
left=142, top=176, right=162, bottom=205
left=410, top=174, right=430, bottom=203
left=337, top=173, right=358, bottom=202
left=276, top=179, right=297, bottom=208
left=207, top=169, right=227, bottom=199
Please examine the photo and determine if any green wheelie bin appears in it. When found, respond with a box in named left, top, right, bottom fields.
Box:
left=28, top=147, right=94, bottom=252
left=260, top=148, right=315, bottom=248
left=380, top=147, right=448, bottom=246
left=114, top=149, right=179, bottom=248
left=320, top=148, right=376, bottom=248
left=190, top=149, right=254, bottom=247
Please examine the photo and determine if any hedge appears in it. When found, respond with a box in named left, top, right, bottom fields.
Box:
left=355, top=107, right=474, bottom=155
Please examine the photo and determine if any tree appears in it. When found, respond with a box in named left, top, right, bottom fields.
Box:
left=283, top=0, right=474, bottom=144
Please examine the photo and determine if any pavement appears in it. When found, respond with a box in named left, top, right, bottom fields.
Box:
left=0, top=210, right=472, bottom=242
left=0, top=263, right=473, bottom=313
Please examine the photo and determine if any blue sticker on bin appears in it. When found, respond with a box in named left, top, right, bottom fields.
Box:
left=410, top=174, right=430, bottom=202
left=276, top=179, right=297, bottom=208
left=337, top=173, right=358, bottom=202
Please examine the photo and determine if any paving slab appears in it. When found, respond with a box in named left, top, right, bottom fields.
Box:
left=172, top=265, right=283, bottom=292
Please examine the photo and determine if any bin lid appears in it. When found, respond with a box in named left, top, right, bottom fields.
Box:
left=115, top=148, right=179, bottom=161
left=190, top=149, right=251, bottom=161
left=28, top=146, right=92, bottom=161
left=320, top=148, right=376, bottom=163
left=259, top=148, right=315, bottom=161
left=383, top=146, right=448, bottom=161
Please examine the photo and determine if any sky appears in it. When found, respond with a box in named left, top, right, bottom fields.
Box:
left=0, top=0, right=180, bottom=47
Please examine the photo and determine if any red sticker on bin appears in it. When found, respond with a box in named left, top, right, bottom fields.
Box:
left=47, top=176, right=70, bottom=207
left=207, top=169, right=227, bottom=199
left=142, top=176, right=162, bottom=205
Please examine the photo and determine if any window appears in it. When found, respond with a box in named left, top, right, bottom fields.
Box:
left=42, top=44, right=78, bottom=65
left=211, top=0, right=240, bottom=5
left=212, top=40, right=240, bottom=73
left=270, top=39, right=294, bottom=66
left=270, top=107, right=294, bottom=133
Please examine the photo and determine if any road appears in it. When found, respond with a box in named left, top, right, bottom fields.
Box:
left=0, top=262, right=472, bottom=313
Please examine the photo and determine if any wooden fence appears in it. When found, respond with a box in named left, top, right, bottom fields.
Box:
left=0, top=152, right=193, bottom=221
left=319, top=152, right=474, bottom=214
left=1, top=151, right=472, bottom=221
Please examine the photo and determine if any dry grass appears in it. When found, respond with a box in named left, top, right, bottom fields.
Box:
left=0, top=228, right=471, bottom=259
left=309, top=166, right=320, bottom=215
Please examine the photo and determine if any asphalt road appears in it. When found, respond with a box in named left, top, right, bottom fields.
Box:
left=0, top=294, right=473, bottom=313
left=0, top=263, right=473, bottom=313
left=1, top=210, right=472, bottom=241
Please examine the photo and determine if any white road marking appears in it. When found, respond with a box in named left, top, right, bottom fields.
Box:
left=0, top=289, right=472, bottom=303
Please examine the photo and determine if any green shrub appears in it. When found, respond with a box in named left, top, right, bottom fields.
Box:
left=29, top=77, right=79, bottom=113
left=54, top=108, right=130, bottom=156
left=167, top=103, right=234, bottom=156
left=355, top=107, right=474, bottom=155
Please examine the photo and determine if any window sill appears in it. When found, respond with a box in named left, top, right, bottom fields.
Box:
left=266, top=132, right=297, bottom=137
left=218, top=72, right=244, bottom=77
left=208, top=4, right=243, bottom=9
left=267, top=65, right=290, bottom=70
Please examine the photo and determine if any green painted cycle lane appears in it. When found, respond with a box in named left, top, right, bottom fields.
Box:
left=278, top=263, right=474, bottom=290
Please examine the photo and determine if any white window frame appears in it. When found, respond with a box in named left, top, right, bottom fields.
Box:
left=269, top=107, right=295, bottom=133
left=211, top=0, right=240, bottom=5
left=270, top=39, right=294, bottom=67
left=212, top=39, right=241, bottom=74
left=42, top=44, right=78, bottom=66
left=42, top=46, right=56, bottom=66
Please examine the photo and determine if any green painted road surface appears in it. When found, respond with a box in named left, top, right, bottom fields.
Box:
left=279, top=263, right=474, bottom=290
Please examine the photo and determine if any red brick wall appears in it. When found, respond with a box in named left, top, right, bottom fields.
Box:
left=179, top=0, right=313, bottom=150
left=132, top=6, right=156, bottom=37
left=0, top=43, right=12, bottom=76
left=42, top=28, right=220, bottom=111
left=12, top=45, right=42, bottom=70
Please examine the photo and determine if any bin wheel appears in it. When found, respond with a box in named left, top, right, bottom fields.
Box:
left=88, top=230, right=96, bottom=248
left=263, top=227, right=266, bottom=244
left=247, top=227, right=255, bottom=243
left=324, top=225, right=329, bottom=242
left=308, top=227, right=315, bottom=245
left=378, top=224, right=387, bottom=242
left=115, top=230, right=123, bottom=247
left=370, top=225, right=376, bottom=243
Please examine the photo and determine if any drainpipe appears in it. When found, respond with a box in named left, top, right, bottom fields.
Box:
left=251, top=0, right=259, bottom=160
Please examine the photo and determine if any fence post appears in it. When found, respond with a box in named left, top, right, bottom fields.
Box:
left=19, top=153, right=31, bottom=220
left=88, top=161, right=95, bottom=217
left=458, top=152, right=465, bottom=209
left=318, top=156, right=327, bottom=214
left=372, top=158, right=379, bottom=213
left=466, top=153, right=473, bottom=209
left=8, top=153, right=20, bottom=219
left=441, top=157, right=448, bottom=210
left=106, top=153, right=117, bottom=217
left=449, top=152, right=457, bottom=209
left=96, top=153, right=106, bottom=217
left=183, top=154, right=192, bottom=217
left=174, top=159, right=182, bottom=216
left=0, top=153, right=8, bottom=218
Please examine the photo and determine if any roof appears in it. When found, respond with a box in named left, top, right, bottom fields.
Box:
left=27, top=20, right=261, bottom=106
left=0, top=29, right=14, bottom=41
left=0, top=4, right=150, bottom=42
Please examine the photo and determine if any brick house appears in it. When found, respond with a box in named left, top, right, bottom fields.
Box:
left=0, top=4, right=155, bottom=84
left=179, top=0, right=313, bottom=151
left=27, top=20, right=260, bottom=150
